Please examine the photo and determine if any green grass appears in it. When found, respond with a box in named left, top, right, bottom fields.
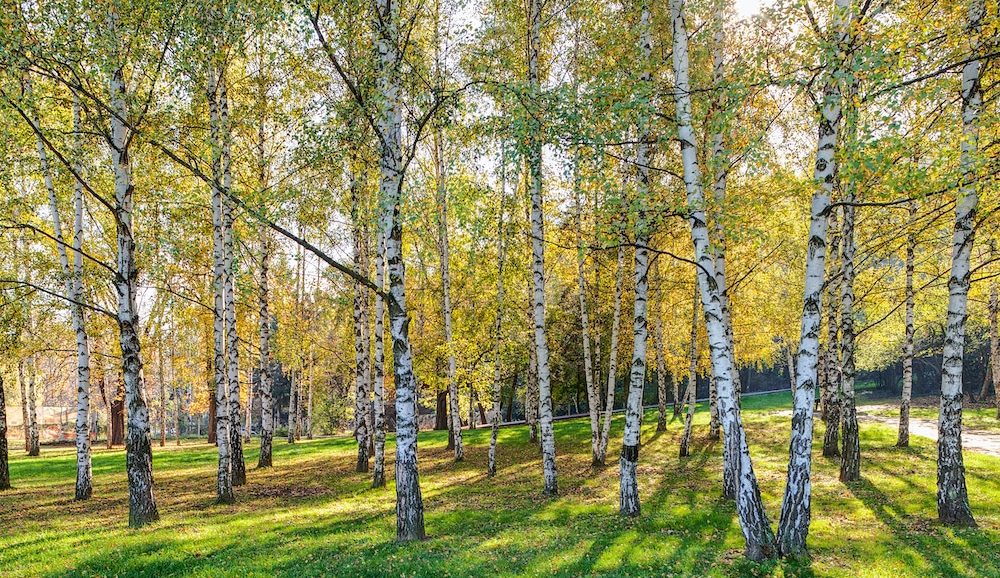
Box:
left=864, top=400, right=1000, bottom=432
left=3, top=390, right=1000, bottom=577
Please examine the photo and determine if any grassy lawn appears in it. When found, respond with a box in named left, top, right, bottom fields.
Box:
left=863, top=397, right=1000, bottom=432
left=3, top=390, right=1000, bottom=577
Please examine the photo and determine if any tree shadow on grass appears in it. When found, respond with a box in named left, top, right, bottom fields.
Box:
left=847, top=477, right=1000, bottom=578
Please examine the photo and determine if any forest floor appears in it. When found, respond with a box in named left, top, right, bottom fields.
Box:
left=4, top=390, right=1000, bottom=578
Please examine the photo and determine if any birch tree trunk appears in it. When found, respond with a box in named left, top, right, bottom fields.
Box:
left=0, top=376, right=8, bottom=490
left=34, top=89, right=92, bottom=498
left=489, top=168, right=507, bottom=477
left=18, top=361, right=29, bottom=453
left=26, top=358, right=38, bottom=457
left=671, top=0, right=776, bottom=559
left=375, top=0, right=425, bottom=539
left=209, top=64, right=233, bottom=503
left=435, top=135, right=463, bottom=462
left=372, top=225, right=387, bottom=488
left=526, top=317, right=539, bottom=444
left=937, top=0, right=983, bottom=527
left=219, top=71, right=246, bottom=488
left=839, top=187, right=860, bottom=484
left=680, top=285, right=699, bottom=458
left=157, top=344, right=166, bottom=448
left=526, top=0, right=557, bottom=495
left=287, top=373, right=297, bottom=444
left=897, top=202, right=916, bottom=447
left=619, top=0, right=652, bottom=516
left=654, top=313, right=667, bottom=432
left=822, top=208, right=842, bottom=457
left=258, top=236, right=274, bottom=468
left=777, top=0, right=851, bottom=554
left=596, top=242, right=624, bottom=465
left=575, top=163, right=600, bottom=463
left=992, top=281, right=1000, bottom=420
left=351, top=172, right=372, bottom=472
left=110, top=57, right=158, bottom=526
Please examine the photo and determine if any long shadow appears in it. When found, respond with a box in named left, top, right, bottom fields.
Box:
left=847, top=477, right=1000, bottom=578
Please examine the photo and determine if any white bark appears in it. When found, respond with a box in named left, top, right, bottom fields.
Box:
left=33, top=86, right=92, bottom=498
left=258, top=236, right=274, bottom=468
left=527, top=0, right=557, bottom=496
left=351, top=173, right=372, bottom=472
left=0, top=375, right=9, bottom=490
left=575, top=162, right=599, bottom=463
left=372, top=224, right=387, bottom=488
left=619, top=0, right=652, bottom=517
left=596, top=241, right=625, bottom=465
left=654, top=308, right=668, bottom=433
left=209, top=63, right=234, bottom=503
left=435, top=133, right=463, bottom=462
left=897, top=202, right=916, bottom=447
left=680, top=285, right=699, bottom=458
left=822, top=209, right=842, bottom=457
left=109, top=51, right=158, bottom=526
left=375, top=0, right=425, bottom=539
left=671, top=0, right=776, bottom=559
left=937, top=0, right=982, bottom=527
left=489, top=164, right=507, bottom=477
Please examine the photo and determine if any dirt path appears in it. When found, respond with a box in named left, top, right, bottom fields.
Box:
left=858, top=404, right=1000, bottom=457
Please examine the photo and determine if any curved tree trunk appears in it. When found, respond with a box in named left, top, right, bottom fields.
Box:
left=671, top=0, right=776, bottom=559
left=937, top=0, right=982, bottom=527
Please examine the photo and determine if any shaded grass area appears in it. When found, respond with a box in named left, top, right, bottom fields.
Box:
left=3, top=390, right=1000, bottom=577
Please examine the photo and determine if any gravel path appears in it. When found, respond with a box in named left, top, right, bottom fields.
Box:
left=858, top=404, right=1000, bottom=457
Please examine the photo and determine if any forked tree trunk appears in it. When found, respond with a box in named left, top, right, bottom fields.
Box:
left=937, top=0, right=982, bottom=527
left=209, top=63, right=234, bottom=503
left=671, top=0, right=776, bottom=559
left=375, top=0, right=425, bottom=540
left=110, top=55, right=159, bottom=527
left=33, top=87, right=92, bottom=498
left=596, top=242, right=625, bottom=465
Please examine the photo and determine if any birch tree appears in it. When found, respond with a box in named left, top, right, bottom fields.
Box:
left=258, top=236, right=274, bottom=468
left=777, top=0, right=853, bottom=555
left=619, top=0, right=652, bottom=517
left=936, top=0, right=983, bottom=527
left=897, top=202, right=916, bottom=446
left=670, top=0, right=776, bottom=558
left=679, top=285, right=698, bottom=458
left=595, top=240, right=624, bottom=466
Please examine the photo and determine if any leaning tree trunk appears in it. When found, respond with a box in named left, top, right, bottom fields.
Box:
left=209, top=64, right=234, bottom=503
left=671, top=0, right=776, bottom=559
left=372, top=225, right=388, bottom=488
left=527, top=0, right=557, bottom=496
left=375, top=0, right=425, bottom=540
left=777, top=2, right=850, bottom=555
left=898, top=202, right=916, bottom=447
left=596, top=241, right=625, bottom=465
left=258, top=236, right=274, bottom=468
left=34, top=89, right=92, bottom=498
left=937, top=0, right=983, bottom=527
left=110, top=61, right=159, bottom=527
left=679, top=283, right=699, bottom=458
left=0, top=375, right=9, bottom=490
left=619, top=1, right=652, bottom=515
left=435, top=130, right=463, bottom=462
